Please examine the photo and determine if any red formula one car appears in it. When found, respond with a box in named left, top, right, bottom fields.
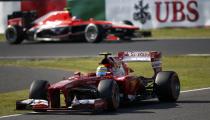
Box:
left=16, top=51, right=180, bottom=112
left=5, top=10, right=146, bottom=44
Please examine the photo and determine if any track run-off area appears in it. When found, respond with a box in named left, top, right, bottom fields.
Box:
left=0, top=39, right=210, bottom=59
left=0, top=39, right=210, bottom=120
left=0, top=88, right=210, bottom=120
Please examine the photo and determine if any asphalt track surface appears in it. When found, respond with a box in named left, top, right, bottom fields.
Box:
left=0, top=39, right=210, bottom=59
left=0, top=38, right=209, bottom=92
left=0, top=39, right=210, bottom=119
left=0, top=66, right=73, bottom=93
left=1, top=88, right=210, bottom=120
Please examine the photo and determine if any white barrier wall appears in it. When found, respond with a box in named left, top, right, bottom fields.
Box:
left=106, top=0, right=210, bottom=29
left=0, top=2, right=20, bottom=33
left=1, top=0, right=210, bottom=33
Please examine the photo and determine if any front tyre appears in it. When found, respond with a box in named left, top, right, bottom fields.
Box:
left=5, top=25, right=24, bottom=44
left=98, top=79, right=120, bottom=111
left=29, top=80, right=49, bottom=112
left=84, top=23, right=103, bottom=43
left=155, top=71, right=180, bottom=102
left=29, top=80, right=49, bottom=100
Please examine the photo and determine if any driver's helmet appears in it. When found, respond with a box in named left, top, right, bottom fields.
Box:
left=96, top=65, right=108, bottom=77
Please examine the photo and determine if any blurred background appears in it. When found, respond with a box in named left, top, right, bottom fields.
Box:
left=1, top=0, right=210, bottom=33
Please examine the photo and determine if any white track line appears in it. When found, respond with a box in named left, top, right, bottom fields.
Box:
left=0, top=87, right=210, bottom=119
left=181, top=87, right=210, bottom=93
left=186, top=54, right=210, bottom=56
left=0, top=114, right=22, bottom=119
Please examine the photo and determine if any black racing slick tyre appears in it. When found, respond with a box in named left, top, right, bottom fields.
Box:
left=5, top=25, right=24, bottom=44
left=29, top=80, right=49, bottom=100
left=84, top=23, right=103, bottom=43
left=29, top=80, right=49, bottom=112
left=98, top=79, right=120, bottom=111
left=155, top=71, right=180, bottom=102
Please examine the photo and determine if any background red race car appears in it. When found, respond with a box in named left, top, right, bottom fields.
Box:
left=5, top=10, right=148, bottom=44
left=16, top=51, right=180, bottom=112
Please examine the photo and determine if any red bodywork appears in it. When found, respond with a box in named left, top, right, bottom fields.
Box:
left=31, top=11, right=138, bottom=30
left=31, top=51, right=162, bottom=111
left=7, top=10, right=140, bottom=43
left=21, top=0, right=66, bottom=18
left=16, top=51, right=182, bottom=112
left=7, top=18, right=23, bottom=26
left=30, top=11, right=139, bottom=41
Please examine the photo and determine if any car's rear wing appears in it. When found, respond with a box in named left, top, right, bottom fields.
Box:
left=118, top=51, right=162, bottom=74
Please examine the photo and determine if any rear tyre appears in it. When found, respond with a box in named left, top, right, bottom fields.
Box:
left=5, top=25, right=24, bottom=44
left=84, top=23, right=103, bottom=43
left=29, top=80, right=49, bottom=112
left=98, top=79, right=120, bottom=111
left=155, top=71, right=180, bottom=102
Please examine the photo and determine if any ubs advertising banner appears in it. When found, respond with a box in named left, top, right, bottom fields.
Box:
left=106, top=0, right=210, bottom=29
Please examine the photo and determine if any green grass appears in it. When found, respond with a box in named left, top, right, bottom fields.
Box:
left=0, top=56, right=210, bottom=116
left=163, top=56, right=210, bottom=90
left=0, top=34, right=4, bottom=42
left=151, top=27, right=210, bottom=38
left=0, top=56, right=210, bottom=90
left=0, top=57, right=102, bottom=72
left=0, top=90, right=29, bottom=116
